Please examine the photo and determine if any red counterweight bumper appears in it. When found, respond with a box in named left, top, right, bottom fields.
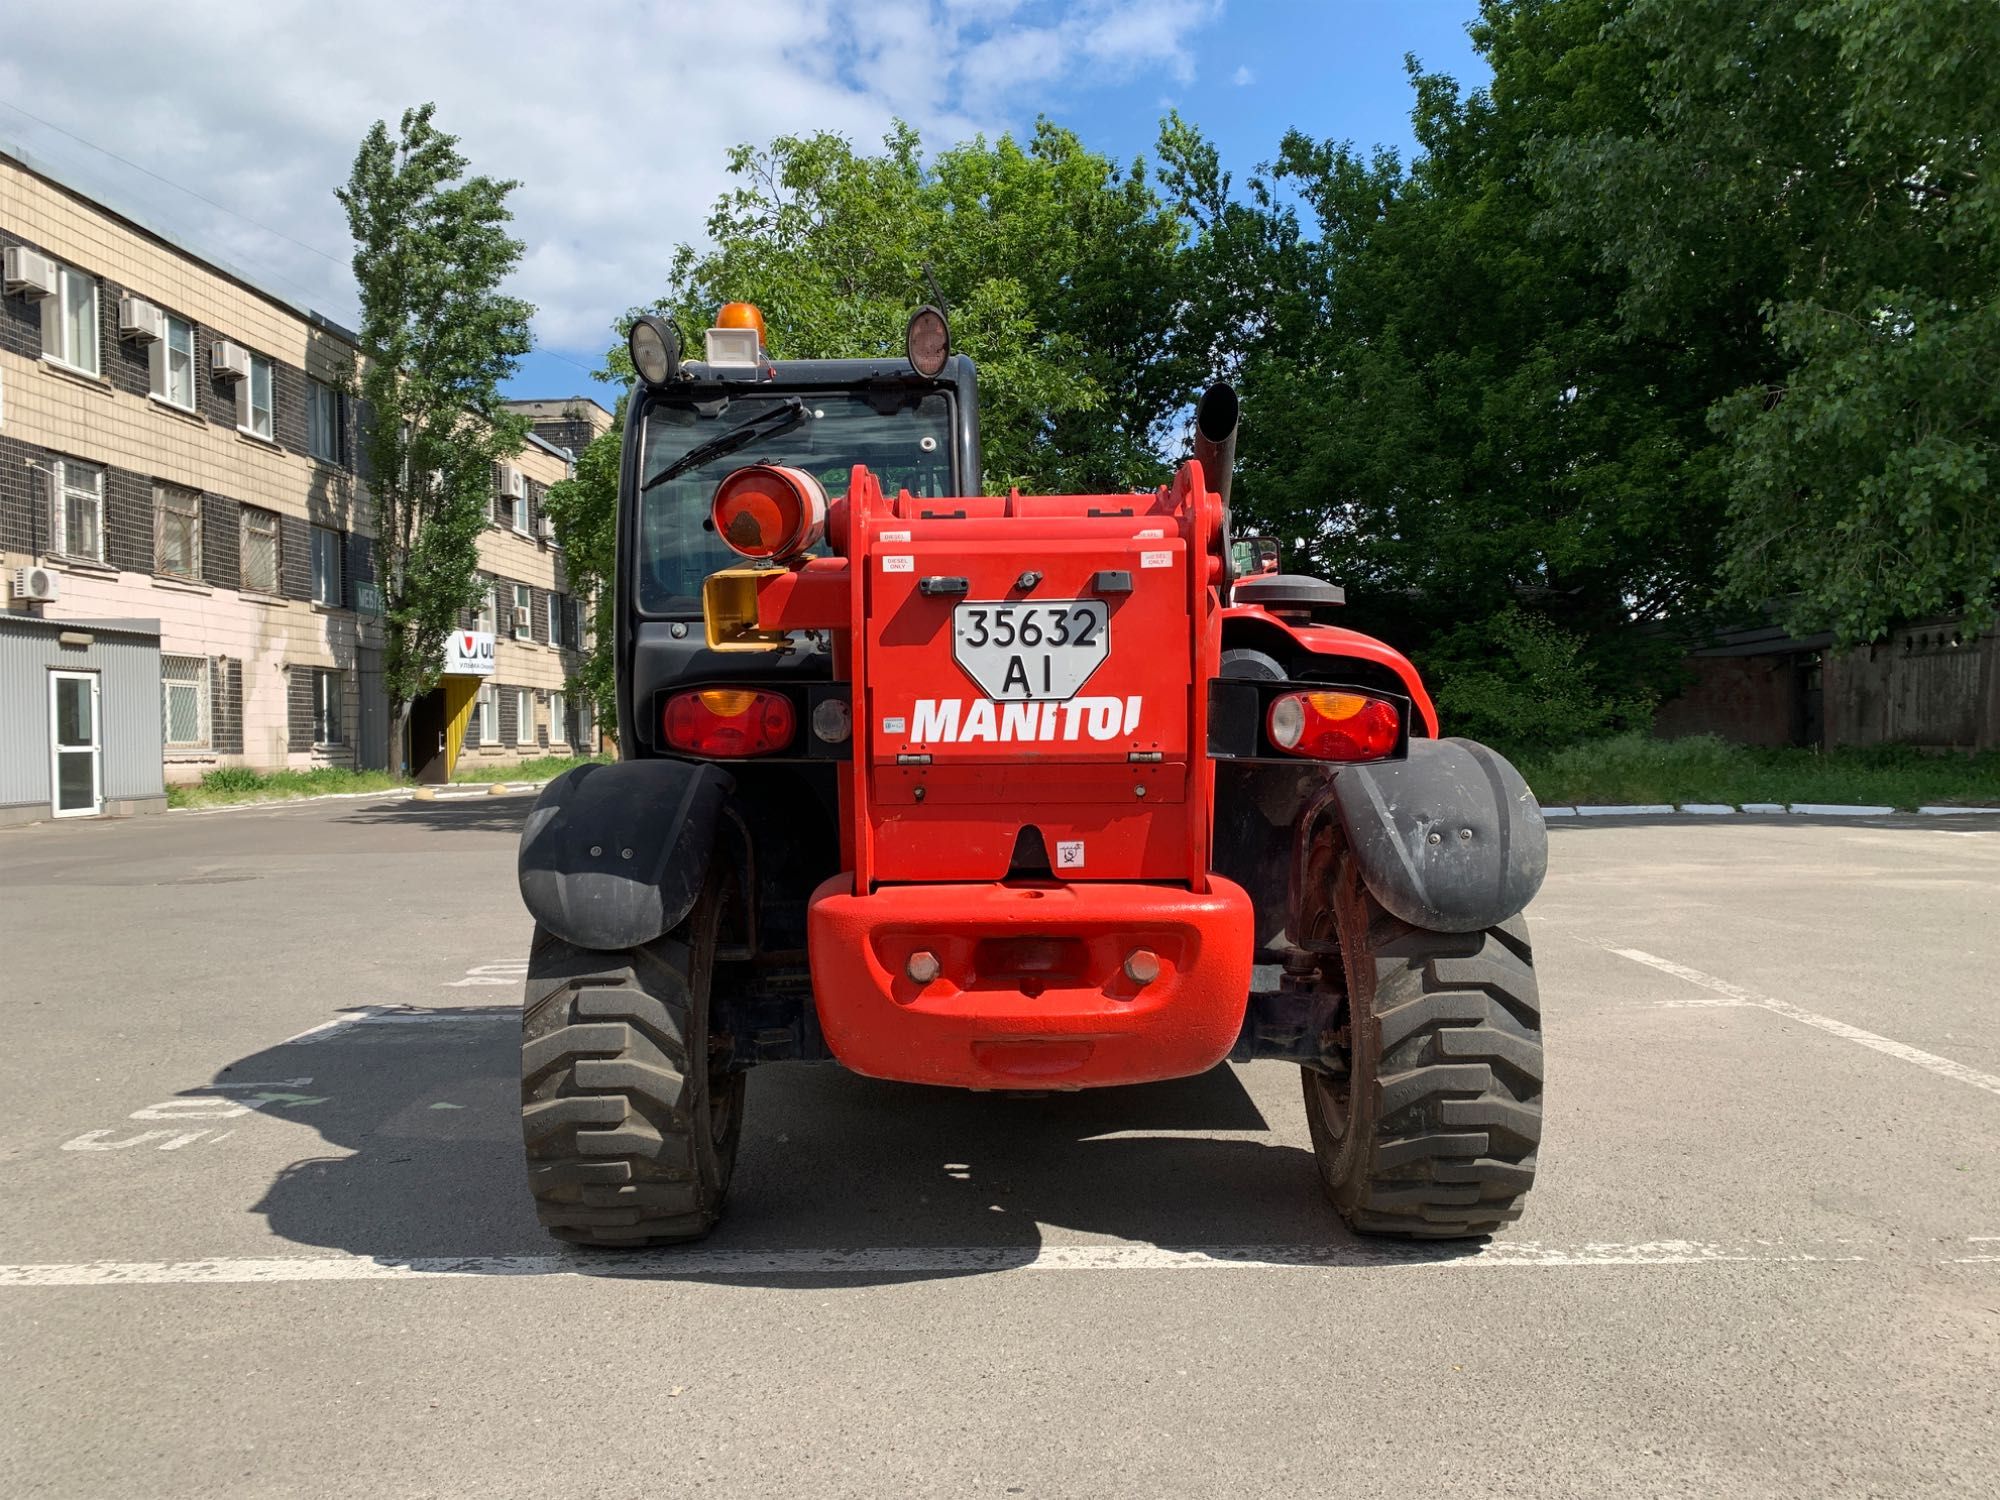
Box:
left=807, top=875, right=1255, bottom=1090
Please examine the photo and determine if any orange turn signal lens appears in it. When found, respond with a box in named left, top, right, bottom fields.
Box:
left=711, top=464, right=827, bottom=561
left=1266, top=691, right=1400, bottom=762
left=662, top=687, right=796, bottom=757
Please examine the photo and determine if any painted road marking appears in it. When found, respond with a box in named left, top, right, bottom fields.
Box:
left=14, top=1238, right=1998, bottom=1287
left=1609, top=946, right=2000, bottom=1099
left=445, top=961, right=527, bottom=988
left=59, top=1083, right=331, bottom=1153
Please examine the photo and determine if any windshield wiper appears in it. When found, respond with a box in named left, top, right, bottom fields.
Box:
left=640, top=397, right=809, bottom=493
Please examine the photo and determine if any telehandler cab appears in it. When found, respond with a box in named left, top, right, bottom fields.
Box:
left=516, top=302, right=1547, bottom=1245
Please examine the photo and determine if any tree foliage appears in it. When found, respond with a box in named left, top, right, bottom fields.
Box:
left=338, top=104, right=534, bottom=734
left=1224, top=0, right=1730, bottom=724
left=630, top=121, right=1200, bottom=492
left=539, top=412, right=621, bottom=733
left=575, top=1, right=1996, bottom=741
left=1544, top=0, right=2000, bottom=643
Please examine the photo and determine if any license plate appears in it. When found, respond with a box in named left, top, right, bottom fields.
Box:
left=952, top=600, right=1110, bottom=700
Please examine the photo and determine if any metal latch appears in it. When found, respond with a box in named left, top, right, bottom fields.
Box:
left=918, top=576, right=970, bottom=597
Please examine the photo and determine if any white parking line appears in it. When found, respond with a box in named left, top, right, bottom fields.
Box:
left=1609, top=946, right=2000, bottom=1098
left=0, top=1238, right=1961, bottom=1287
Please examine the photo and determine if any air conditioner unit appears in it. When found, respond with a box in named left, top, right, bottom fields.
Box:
left=211, top=339, right=251, bottom=380
left=12, top=566, right=60, bottom=604
left=512, top=608, right=531, bottom=636
left=3, top=247, right=57, bottom=299
left=538, top=516, right=558, bottom=542
left=118, top=294, right=166, bottom=343
left=498, top=465, right=525, bottom=498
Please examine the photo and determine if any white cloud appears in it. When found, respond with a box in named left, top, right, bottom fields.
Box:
left=1232, top=64, right=1255, bottom=86
left=0, top=0, right=1223, bottom=365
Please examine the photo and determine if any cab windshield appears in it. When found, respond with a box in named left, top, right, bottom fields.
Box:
left=635, top=389, right=955, bottom=614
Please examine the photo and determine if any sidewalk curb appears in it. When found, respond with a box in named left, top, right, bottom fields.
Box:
left=170, top=780, right=552, bottom=815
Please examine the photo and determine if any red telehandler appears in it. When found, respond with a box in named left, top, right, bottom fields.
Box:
left=517, top=304, right=1547, bottom=1245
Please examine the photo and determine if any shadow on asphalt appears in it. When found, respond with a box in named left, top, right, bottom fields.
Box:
left=333, top=798, right=534, bottom=835
left=201, top=1008, right=1433, bottom=1284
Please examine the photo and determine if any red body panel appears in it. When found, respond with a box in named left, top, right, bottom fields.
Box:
left=1222, top=603, right=1441, bottom=737
left=807, top=875, right=1255, bottom=1089
left=738, top=460, right=1263, bottom=1089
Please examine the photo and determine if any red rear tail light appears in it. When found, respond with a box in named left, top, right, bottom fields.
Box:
left=1267, top=691, right=1400, bottom=761
left=711, top=464, right=826, bottom=561
left=663, top=688, right=796, bottom=756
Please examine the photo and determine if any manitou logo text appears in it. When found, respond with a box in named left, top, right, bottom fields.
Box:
left=910, top=696, right=1143, bottom=744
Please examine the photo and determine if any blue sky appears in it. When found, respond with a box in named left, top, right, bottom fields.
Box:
left=4, top=0, right=1488, bottom=408
left=503, top=1, right=1488, bottom=401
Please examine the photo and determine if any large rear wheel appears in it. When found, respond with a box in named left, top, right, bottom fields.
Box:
left=1301, top=832, right=1543, bottom=1238
left=519, top=864, right=745, bottom=1246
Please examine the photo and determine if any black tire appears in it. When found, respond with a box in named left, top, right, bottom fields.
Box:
left=1301, top=835, right=1543, bottom=1238
left=519, top=865, right=746, bottom=1246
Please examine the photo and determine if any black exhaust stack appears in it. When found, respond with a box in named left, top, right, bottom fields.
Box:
left=1191, top=382, right=1239, bottom=515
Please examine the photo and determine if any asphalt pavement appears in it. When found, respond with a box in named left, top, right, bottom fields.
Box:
left=2, top=794, right=1997, bottom=1498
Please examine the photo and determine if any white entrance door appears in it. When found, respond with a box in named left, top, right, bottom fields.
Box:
left=49, top=671, right=102, bottom=818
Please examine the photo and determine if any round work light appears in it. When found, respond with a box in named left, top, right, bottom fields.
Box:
left=905, top=304, right=951, bottom=378
left=628, top=314, right=681, bottom=387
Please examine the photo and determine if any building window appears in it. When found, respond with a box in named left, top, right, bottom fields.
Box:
left=150, top=314, right=196, bottom=409
left=239, top=353, right=274, bottom=439
left=156, top=484, right=202, bottom=580
left=308, top=379, right=343, bottom=463
left=312, top=669, right=344, bottom=746
left=161, top=655, right=210, bottom=749
left=473, top=576, right=496, bottom=634
left=548, top=691, right=567, bottom=744
left=548, top=592, right=567, bottom=649
left=513, top=583, right=532, bottom=640
left=310, top=525, right=343, bottom=606
left=577, top=699, right=594, bottom=750
left=516, top=688, right=534, bottom=742
left=51, top=459, right=105, bottom=562
left=474, top=682, right=499, bottom=746
left=42, top=264, right=99, bottom=375
left=241, top=506, right=280, bottom=593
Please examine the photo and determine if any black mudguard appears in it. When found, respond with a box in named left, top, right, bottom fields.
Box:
left=517, top=760, right=733, bottom=952
left=1325, top=737, right=1547, bottom=934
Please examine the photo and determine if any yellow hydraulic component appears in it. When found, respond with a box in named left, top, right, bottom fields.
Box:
left=703, top=567, right=790, bottom=652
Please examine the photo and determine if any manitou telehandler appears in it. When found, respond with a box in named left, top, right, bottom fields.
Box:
left=516, top=302, right=1547, bottom=1246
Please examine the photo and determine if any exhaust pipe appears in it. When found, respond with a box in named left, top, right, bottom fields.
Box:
left=1191, top=382, right=1238, bottom=514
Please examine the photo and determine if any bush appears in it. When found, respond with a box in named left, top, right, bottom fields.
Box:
left=1516, top=733, right=2000, bottom=810
left=1428, top=608, right=1654, bottom=753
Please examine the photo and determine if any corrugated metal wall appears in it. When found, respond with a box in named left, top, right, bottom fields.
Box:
left=0, top=614, right=164, bottom=811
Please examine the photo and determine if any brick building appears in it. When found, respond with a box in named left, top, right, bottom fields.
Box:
left=0, top=141, right=597, bottom=816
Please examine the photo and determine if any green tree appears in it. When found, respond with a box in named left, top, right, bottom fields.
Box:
left=539, top=410, right=621, bottom=735
left=630, top=120, right=1197, bottom=492
left=1546, top=0, right=2000, bottom=644
left=1224, top=0, right=1736, bottom=723
left=338, top=103, right=534, bottom=758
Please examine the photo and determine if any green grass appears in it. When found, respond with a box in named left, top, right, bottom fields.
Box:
left=166, top=753, right=606, bottom=808
left=167, top=766, right=407, bottom=809
left=451, top=753, right=609, bottom=784
left=1517, top=734, right=2000, bottom=811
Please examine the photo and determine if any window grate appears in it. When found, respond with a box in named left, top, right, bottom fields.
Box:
left=162, top=654, right=210, bottom=748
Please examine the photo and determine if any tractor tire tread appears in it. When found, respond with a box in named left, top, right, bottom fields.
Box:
left=1306, top=880, right=1543, bottom=1241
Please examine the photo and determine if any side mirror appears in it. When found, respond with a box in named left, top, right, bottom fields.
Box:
left=1230, top=536, right=1281, bottom=578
